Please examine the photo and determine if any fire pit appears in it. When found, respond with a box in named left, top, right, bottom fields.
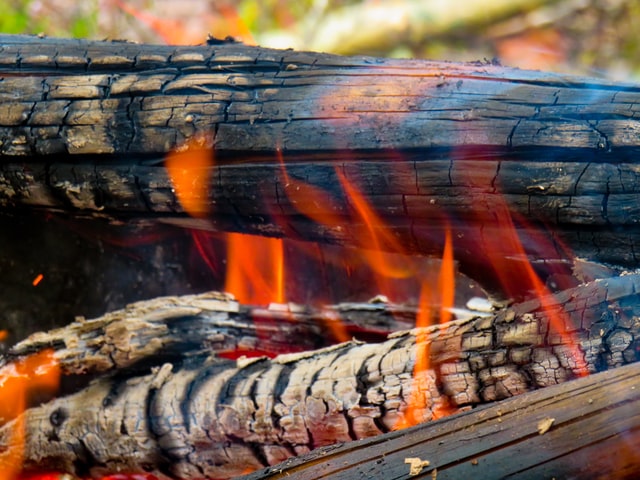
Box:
left=1, top=34, right=639, bottom=479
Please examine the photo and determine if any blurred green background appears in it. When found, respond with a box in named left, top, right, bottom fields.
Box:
left=1, top=0, right=639, bottom=79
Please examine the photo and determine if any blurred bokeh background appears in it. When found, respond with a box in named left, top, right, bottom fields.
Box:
left=1, top=0, right=640, bottom=80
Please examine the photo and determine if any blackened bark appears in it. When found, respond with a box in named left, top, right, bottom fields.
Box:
left=241, top=360, right=640, bottom=480
left=2, top=272, right=640, bottom=479
left=0, top=35, right=640, bottom=281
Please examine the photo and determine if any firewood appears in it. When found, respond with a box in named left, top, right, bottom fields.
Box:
left=2, top=272, right=639, bottom=479
left=1, top=34, right=640, bottom=282
left=2, top=291, right=415, bottom=377
left=240, top=360, right=640, bottom=480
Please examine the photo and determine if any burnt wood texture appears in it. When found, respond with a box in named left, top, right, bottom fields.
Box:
left=0, top=35, right=640, bottom=285
left=2, top=34, right=640, bottom=480
left=241, top=360, right=640, bottom=480
left=2, top=273, right=640, bottom=479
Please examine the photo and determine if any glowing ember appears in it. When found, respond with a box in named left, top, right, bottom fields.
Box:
left=18, top=474, right=65, bottom=480
left=31, top=274, right=43, bottom=287
left=98, top=474, right=159, bottom=480
left=0, top=350, right=60, bottom=480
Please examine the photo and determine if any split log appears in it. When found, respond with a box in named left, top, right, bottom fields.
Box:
left=2, top=272, right=639, bottom=479
left=1, top=35, right=640, bottom=291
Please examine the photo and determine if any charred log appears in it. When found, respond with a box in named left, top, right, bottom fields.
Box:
left=241, top=360, right=640, bottom=480
left=2, top=272, right=640, bottom=479
left=0, top=35, right=640, bottom=286
left=2, top=290, right=416, bottom=378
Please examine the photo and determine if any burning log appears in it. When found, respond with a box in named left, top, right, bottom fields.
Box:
left=1, top=34, right=640, bottom=291
left=1, top=33, right=640, bottom=480
left=241, top=360, right=640, bottom=480
left=2, top=272, right=639, bottom=479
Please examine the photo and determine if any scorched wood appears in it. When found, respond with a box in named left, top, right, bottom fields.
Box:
left=0, top=35, right=640, bottom=281
left=2, top=290, right=415, bottom=377
left=240, top=360, right=640, bottom=480
left=2, top=272, right=640, bottom=479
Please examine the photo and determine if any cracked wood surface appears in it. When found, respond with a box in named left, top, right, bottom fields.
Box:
left=3, top=291, right=416, bottom=377
left=240, top=360, right=640, bottom=480
left=0, top=35, right=640, bottom=275
left=2, top=272, right=639, bottom=479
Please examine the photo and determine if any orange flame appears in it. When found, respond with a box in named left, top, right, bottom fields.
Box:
left=437, top=228, right=455, bottom=326
left=165, top=134, right=214, bottom=218
left=276, top=148, right=345, bottom=231
left=482, top=199, right=588, bottom=377
left=224, top=232, right=285, bottom=305
left=335, top=168, right=414, bottom=281
left=0, top=350, right=60, bottom=480
left=277, top=148, right=415, bottom=300
left=396, top=229, right=455, bottom=429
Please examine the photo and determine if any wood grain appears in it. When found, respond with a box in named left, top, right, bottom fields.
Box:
left=0, top=35, right=640, bottom=283
left=240, top=359, right=640, bottom=480
left=3, top=272, right=640, bottom=479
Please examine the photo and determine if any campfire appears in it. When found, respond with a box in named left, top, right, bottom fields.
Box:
left=1, top=34, right=640, bottom=480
